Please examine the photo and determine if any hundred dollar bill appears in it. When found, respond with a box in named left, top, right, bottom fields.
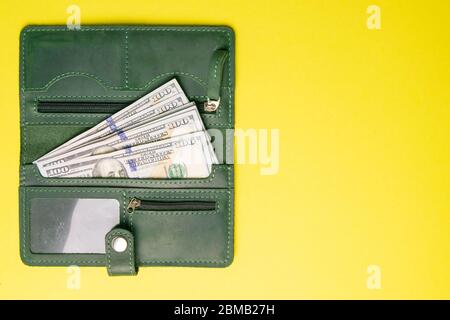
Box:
left=35, top=78, right=187, bottom=162
left=36, top=94, right=191, bottom=165
left=41, top=132, right=216, bottom=179
left=37, top=105, right=206, bottom=170
left=51, top=97, right=194, bottom=159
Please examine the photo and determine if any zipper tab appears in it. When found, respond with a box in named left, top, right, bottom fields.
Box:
left=204, top=50, right=228, bottom=112
left=204, top=97, right=220, bottom=112
left=127, top=197, right=141, bottom=214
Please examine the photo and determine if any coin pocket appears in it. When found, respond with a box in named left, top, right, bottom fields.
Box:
left=123, top=188, right=233, bottom=266
left=21, top=163, right=233, bottom=189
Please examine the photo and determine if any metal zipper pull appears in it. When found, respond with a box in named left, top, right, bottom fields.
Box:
left=204, top=50, right=228, bottom=112
left=204, top=97, right=220, bottom=112
left=127, top=197, right=141, bottom=214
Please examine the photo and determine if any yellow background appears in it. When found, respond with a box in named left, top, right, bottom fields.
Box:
left=0, top=0, right=449, bottom=299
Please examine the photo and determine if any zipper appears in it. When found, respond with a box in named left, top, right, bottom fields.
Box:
left=203, top=98, right=220, bottom=113
left=127, top=197, right=216, bottom=214
left=204, top=49, right=228, bottom=112
left=37, top=101, right=129, bottom=114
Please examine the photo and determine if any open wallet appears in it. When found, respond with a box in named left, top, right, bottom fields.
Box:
left=19, top=25, right=235, bottom=276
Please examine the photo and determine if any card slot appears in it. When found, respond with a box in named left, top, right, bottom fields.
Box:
left=122, top=188, right=233, bottom=266
left=21, top=27, right=124, bottom=91
left=21, top=122, right=229, bottom=164
left=21, top=163, right=233, bottom=189
left=21, top=87, right=229, bottom=127
left=21, top=124, right=93, bottom=164
left=23, top=66, right=209, bottom=95
left=24, top=72, right=123, bottom=94
left=19, top=186, right=127, bottom=266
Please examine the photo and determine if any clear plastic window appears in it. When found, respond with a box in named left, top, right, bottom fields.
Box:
left=30, top=198, right=120, bottom=254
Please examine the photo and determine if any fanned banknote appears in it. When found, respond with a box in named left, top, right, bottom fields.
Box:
left=41, top=132, right=217, bottom=179
left=35, top=79, right=218, bottom=179
left=35, top=79, right=189, bottom=162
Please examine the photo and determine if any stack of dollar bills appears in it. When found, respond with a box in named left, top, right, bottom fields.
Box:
left=34, top=79, right=218, bottom=179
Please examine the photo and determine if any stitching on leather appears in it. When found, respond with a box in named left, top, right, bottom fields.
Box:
left=20, top=27, right=234, bottom=172
left=22, top=85, right=228, bottom=127
left=133, top=199, right=219, bottom=214
left=127, top=190, right=227, bottom=196
left=127, top=72, right=207, bottom=90
left=124, top=30, right=129, bottom=89
left=127, top=232, right=134, bottom=274
left=21, top=187, right=126, bottom=264
left=25, top=92, right=225, bottom=123
left=137, top=190, right=231, bottom=264
left=21, top=188, right=231, bottom=265
left=23, top=188, right=126, bottom=215
left=19, top=26, right=234, bottom=266
left=206, top=51, right=228, bottom=124
left=121, top=192, right=127, bottom=224
left=227, top=30, right=232, bottom=127
left=129, top=197, right=220, bottom=229
left=124, top=189, right=231, bottom=264
left=21, top=31, right=26, bottom=92
left=20, top=188, right=103, bottom=264
left=27, top=164, right=230, bottom=187
left=25, top=121, right=231, bottom=128
left=106, top=231, right=134, bottom=275
left=190, top=95, right=207, bottom=99
left=26, top=72, right=123, bottom=91
left=226, top=189, right=232, bottom=261
left=33, top=95, right=138, bottom=99
left=24, top=121, right=104, bottom=125
left=21, top=27, right=233, bottom=128
left=24, top=71, right=208, bottom=91
left=22, top=93, right=232, bottom=127
left=25, top=27, right=228, bottom=31
left=20, top=93, right=25, bottom=125
left=21, top=188, right=27, bottom=261
left=213, top=52, right=227, bottom=79
left=22, top=126, right=27, bottom=164
left=227, top=160, right=232, bottom=185
left=106, top=233, right=112, bottom=274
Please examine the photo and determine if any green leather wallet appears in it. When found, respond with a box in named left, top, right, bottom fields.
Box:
left=19, top=25, right=235, bottom=276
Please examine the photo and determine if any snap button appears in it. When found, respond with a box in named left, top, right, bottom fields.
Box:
left=111, top=236, right=128, bottom=253
left=105, top=228, right=137, bottom=276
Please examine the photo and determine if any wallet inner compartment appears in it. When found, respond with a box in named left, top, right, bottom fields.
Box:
left=20, top=186, right=233, bottom=267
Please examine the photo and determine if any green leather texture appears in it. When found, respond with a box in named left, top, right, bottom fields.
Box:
left=19, top=25, right=235, bottom=272
left=105, top=228, right=137, bottom=276
left=207, top=50, right=229, bottom=101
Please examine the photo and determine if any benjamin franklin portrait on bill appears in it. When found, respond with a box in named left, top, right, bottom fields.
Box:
left=92, top=158, right=128, bottom=178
